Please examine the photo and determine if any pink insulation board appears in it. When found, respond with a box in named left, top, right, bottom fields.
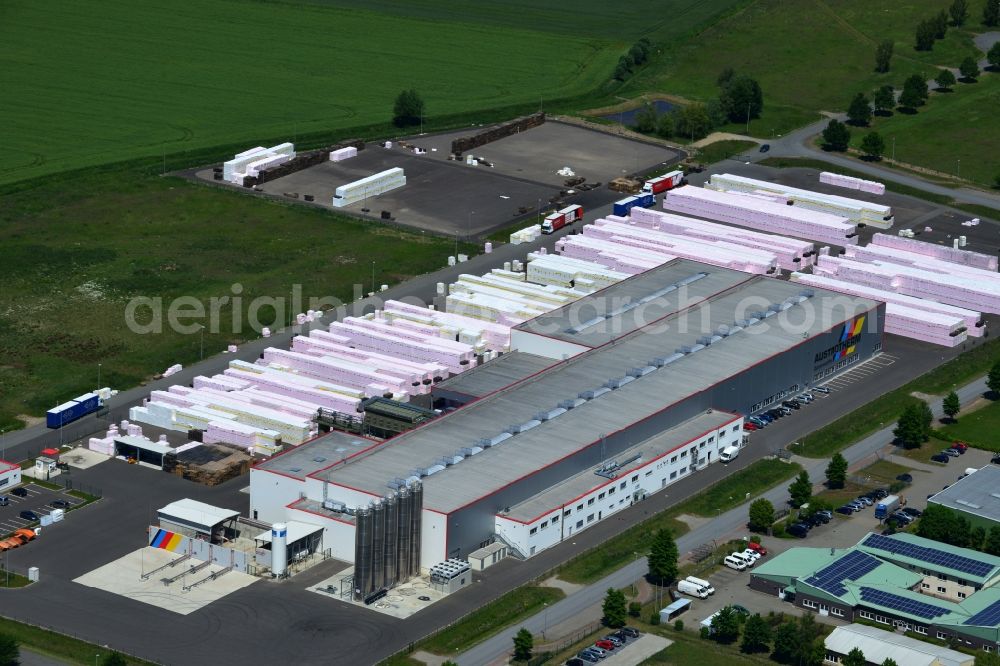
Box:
left=843, top=245, right=1000, bottom=287
left=820, top=171, right=886, bottom=195
left=223, top=368, right=361, bottom=412
left=262, top=348, right=414, bottom=396
left=381, top=300, right=511, bottom=351
left=870, top=233, right=998, bottom=271
left=663, top=186, right=858, bottom=246
left=291, top=334, right=444, bottom=381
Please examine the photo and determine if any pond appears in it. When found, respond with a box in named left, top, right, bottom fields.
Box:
left=601, top=100, right=675, bottom=126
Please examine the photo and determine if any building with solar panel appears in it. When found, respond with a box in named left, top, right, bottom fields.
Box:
left=751, top=532, right=1000, bottom=652
left=250, top=259, right=885, bottom=601
left=929, top=465, right=1000, bottom=531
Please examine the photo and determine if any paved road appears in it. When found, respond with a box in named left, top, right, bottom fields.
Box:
left=456, top=375, right=989, bottom=665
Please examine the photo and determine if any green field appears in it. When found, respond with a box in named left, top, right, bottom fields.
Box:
left=696, top=140, right=758, bottom=164
left=936, top=400, right=1000, bottom=452
left=850, top=72, right=1000, bottom=187
left=0, top=173, right=467, bottom=430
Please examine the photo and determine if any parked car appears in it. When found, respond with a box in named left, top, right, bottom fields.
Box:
left=49, top=499, right=71, bottom=509
left=19, top=510, right=38, bottom=522
left=732, top=604, right=751, bottom=616
left=896, top=473, right=913, bottom=483
left=11, top=487, right=28, bottom=497
left=747, top=541, right=768, bottom=556
left=787, top=523, right=810, bottom=538
left=603, top=635, right=623, bottom=647
left=799, top=392, right=814, bottom=402
left=782, top=400, right=801, bottom=410
left=741, top=548, right=762, bottom=562
left=836, top=505, right=855, bottom=515
left=953, top=442, right=969, bottom=453
left=891, top=512, right=913, bottom=526
left=724, top=554, right=748, bottom=570
left=0, top=496, right=8, bottom=507
left=856, top=496, right=873, bottom=506
left=945, top=448, right=962, bottom=457
left=594, top=640, right=616, bottom=651
left=778, top=406, right=793, bottom=416
left=931, top=453, right=950, bottom=463
left=901, top=507, right=922, bottom=518
left=577, top=651, right=599, bottom=663
left=620, top=628, right=640, bottom=638
left=813, top=386, right=831, bottom=394
left=743, top=422, right=758, bottom=431
left=588, top=645, right=609, bottom=657
left=815, top=510, right=833, bottom=522
left=566, top=659, right=586, bottom=666
left=759, top=144, right=771, bottom=153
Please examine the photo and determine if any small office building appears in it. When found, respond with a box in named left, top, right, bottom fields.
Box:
left=0, top=460, right=21, bottom=491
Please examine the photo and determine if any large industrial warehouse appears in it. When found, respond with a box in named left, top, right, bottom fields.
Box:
left=250, top=258, right=885, bottom=599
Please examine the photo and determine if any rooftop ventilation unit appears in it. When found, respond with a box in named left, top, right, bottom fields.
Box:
left=990, top=493, right=1000, bottom=500
left=799, top=289, right=815, bottom=298
left=558, top=399, right=580, bottom=410
left=536, top=407, right=567, bottom=421
left=579, top=390, right=596, bottom=401
left=676, top=346, right=693, bottom=355
left=956, top=499, right=983, bottom=509
left=716, top=325, right=732, bottom=337
left=688, top=343, right=705, bottom=353
left=423, top=464, right=446, bottom=477
left=628, top=366, right=656, bottom=378
left=322, top=499, right=347, bottom=513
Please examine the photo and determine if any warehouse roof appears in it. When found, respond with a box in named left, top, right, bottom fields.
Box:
left=157, top=499, right=239, bottom=529
left=929, top=465, right=1000, bottom=524
left=433, top=351, right=556, bottom=398
left=825, top=624, right=972, bottom=666
left=257, top=430, right=377, bottom=480
left=316, top=260, right=879, bottom=513
left=504, top=410, right=738, bottom=522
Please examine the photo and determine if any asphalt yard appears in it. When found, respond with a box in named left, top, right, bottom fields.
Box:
left=0, top=482, right=81, bottom=533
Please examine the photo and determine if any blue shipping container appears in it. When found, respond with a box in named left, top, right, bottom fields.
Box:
left=46, top=393, right=101, bottom=429
left=612, top=193, right=655, bottom=217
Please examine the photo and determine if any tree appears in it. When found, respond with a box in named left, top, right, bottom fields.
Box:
left=717, top=67, right=736, bottom=87
left=976, top=654, right=1000, bottom=666
left=919, top=400, right=933, bottom=431
left=634, top=103, right=659, bottom=134
left=950, top=0, right=969, bottom=26
left=943, top=391, right=961, bottom=421
left=960, top=56, right=980, bottom=81
left=613, top=57, right=633, bottom=81
left=648, top=529, right=679, bottom=583
left=986, top=0, right=1000, bottom=27
left=718, top=74, right=764, bottom=123
left=629, top=601, right=642, bottom=617
left=933, top=10, right=949, bottom=39
left=392, top=89, right=424, bottom=128
left=935, top=69, right=957, bottom=90
left=846, top=93, right=872, bottom=126
left=822, top=119, right=851, bottom=151
left=513, top=628, right=533, bottom=662
left=985, top=526, right=1000, bottom=556
left=988, top=360, right=1000, bottom=396
left=740, top=614, right=772, bottom=654
left=710, top=606, right=741, bottom=644
left=989, top=43, right=1000, bottom=70
left=673, top=103, right=713, bottom=141
left=602, top=588, right=628, bottom=628
left=901, top=74, right=929, bottom=107
left=0, top=633, right=17, bottom=666
left=705, top=98, right=729, bottom=128
left=771, top=620, right=799, bottom=663
left=915, top=19, right=936, bottom=51
left=860, top=131, right=886, bottom=160
left=917, top=504, right=972, bottom=547
left=748, top=498, right=776, bottom=533
left=795, top=614, right=825, bottom=666
left=788, top=470, right=812, bottom=508
left=826, top=452, right=848, bottom=489
left=872, top=85, right=895, bottom=114
left=629, top=42, right=650, bottom=66
left=883, top=659, right=899, bottom=666
left=875, top=39, right=894, bottom=73
left=843, top=647, right=867, bottom=666
left=898, top=85, right=923, bottom=110
left=972, top=525, right=987, bottom=551
left=101, top=655, right=128, bottom=666
left=656, top=112, right=675, bottom=139
left=894, top=403, right=928, bottom=448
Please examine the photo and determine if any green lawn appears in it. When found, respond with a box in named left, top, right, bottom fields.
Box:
left=936, top=399, right=1000, bottom=452
left=697, top=140, right=758, bottom=165
left=419, top=585, right=564, bottom=655
left=0, top=617, right=153, bottom=664
left=851, top=72, right=1000, bottom=187
left=0, top=173, right=469, bottom=430
left=556, top=459, right=801, bottom=584
left=860, top=459, right=913, bottom=484
left=0, top=570, right=31, bottom=589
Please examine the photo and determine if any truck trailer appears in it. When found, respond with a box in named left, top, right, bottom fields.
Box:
left=541, top=205, right=584, bottom=234
left=642, top=170, right=684, bottom=195
left=612, top=193, right=656, bottom=217
left=46, top=392, right=102, bottom=429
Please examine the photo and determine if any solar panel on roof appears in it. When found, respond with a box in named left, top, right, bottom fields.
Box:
left=965, top=600, right=1000, bottom=626
left=803, top=550, right=882, bottom=596
left=859, top=587, right=951, bottom=620
left=862, top=534, right=995, bottom=578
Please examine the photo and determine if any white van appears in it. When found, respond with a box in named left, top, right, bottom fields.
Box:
left=685, top=576, right=715, bottom=595
left=724, top=554, right=747, bottom=571
left=731, top=551, right=755, bottom=568
left=719, top=445, right=740, bottom=463
left=677, top=579, right=710, bottom=598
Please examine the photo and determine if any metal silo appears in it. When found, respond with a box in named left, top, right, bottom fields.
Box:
left=371, top=498, right=385, bottom=592
left=383, top=491, right=399, bottom=587
left=397, top=484, right=412, bottom=580
left=409, top=480, right=423, bottom=575
left=353, top=503, right=373, bottom=600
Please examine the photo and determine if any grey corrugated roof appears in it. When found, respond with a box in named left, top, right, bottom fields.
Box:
left=930, top=465, right=1000, bottom=522
left=504, top=410, right=737, bottom=522
left=825, top=624, right=972, bottom=666
left=257, top=430, right=376, bottom=479
left=434, top=351, right=556, bottom=398
left=317, top=260, right=878, bottom=513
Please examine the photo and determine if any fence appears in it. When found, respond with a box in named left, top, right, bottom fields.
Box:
left=51, top=477, right=103, bottom=499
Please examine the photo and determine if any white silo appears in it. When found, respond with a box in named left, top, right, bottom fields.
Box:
left=271, top=523, right=288, bottom=577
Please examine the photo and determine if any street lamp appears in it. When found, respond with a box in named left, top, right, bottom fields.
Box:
left=467, top=211, right=475, bottom=244
left=371, top=260, right=376, bottom=295
left=97, top=363, right=102, bottom=390
left=198, top=324, right=205, bottom=361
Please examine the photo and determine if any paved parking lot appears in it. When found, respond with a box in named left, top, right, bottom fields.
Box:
left=820, top=354, right=899, bottom=392
left=0, top=482, right=81, bottom=533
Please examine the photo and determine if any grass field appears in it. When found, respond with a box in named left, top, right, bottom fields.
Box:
left=0, top=617, right=153, bottom=664
left=0, top=173, right=467, bottom=430
left=696, top=140, right=758, bottom=164
left=936, top=399, right=1000, bottom=452
left=851, top=72, right=1000, bottom=187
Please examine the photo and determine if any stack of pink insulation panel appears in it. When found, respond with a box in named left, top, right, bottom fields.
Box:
left=791, top=272, right=977, bottom=346
left=663, top=186, right=858, bottom=247
left=381, top=300, right=512, bottom=352
left=555, top=233, right=674, bottom=274
left=820, top=172, right=886, bottom=195
left=260, top=348, right=415, bottom=399
left=329, top=146, right=358, bottom=162
left=328, top=316, right=476, bottom=373
left=870, top=233, right=998, bottom=271
left=628, top=207, right=815, bottom=271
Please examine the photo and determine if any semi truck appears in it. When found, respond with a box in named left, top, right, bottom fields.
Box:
left=541, top=204, right=584, bottom=234
left=46, top=391, right=103, bottom=429
left=641, top=170, right=684, bottom=195
left=612, top=193, right=656, bottom=217
left=874, top=495, right=900, bottom=520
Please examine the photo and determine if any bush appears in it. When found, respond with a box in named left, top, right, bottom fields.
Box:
left=649, top=612, right=661, bottom=626
left=675, top=619, right=685, bottom=631
left=700, top=626, right=711, bottom=639
left=629, top=602, right=642, bottom=618
left=749, top=534, right=761, bottom=544
left=889, top=480, right=907, bottom=493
